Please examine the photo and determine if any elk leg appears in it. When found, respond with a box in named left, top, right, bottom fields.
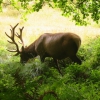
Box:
left=53, top=58, right=63, bottom=76
left=40, top=56, right=45, bottom=62
left=70, top=55, right=81, bottom=65
left=40, top=52, right=49, bottom=62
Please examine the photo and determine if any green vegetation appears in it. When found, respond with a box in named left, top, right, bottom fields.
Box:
left=1, top=36, right=100, bottom=100
left=0, top=4, right=100, bottom=100
left=0, top=0, right=100, bottom=25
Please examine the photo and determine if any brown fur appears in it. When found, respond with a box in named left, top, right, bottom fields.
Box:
left=21, top=32, right=81, bottom=64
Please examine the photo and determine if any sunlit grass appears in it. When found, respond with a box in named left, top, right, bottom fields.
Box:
left=0, top=5, right=100, bottom=47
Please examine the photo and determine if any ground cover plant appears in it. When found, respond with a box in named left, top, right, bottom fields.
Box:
left=1, top=35, right=100, bottom=100
left=0, top=4, right=100, bottom=100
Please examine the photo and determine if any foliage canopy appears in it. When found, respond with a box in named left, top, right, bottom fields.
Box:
left=0, top=0, right=100, bottom=25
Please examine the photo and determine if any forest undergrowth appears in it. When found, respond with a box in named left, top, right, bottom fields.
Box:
left=0, top=36, right=100, bottom=100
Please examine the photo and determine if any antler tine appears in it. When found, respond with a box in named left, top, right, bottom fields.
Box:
left=5, top=23, right=20, bottom=54
left=9, top=23, right=19, bottom=40
left=10, top=23, right=19, bottom=30
left=5, top=32, right=11, bottom=38
left=5, top=31, right=16, bottom=44
left=15, top=26, right=24, bottom=47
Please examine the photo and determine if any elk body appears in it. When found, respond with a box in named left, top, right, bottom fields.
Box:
left=5, top=23, right=81, bottom=74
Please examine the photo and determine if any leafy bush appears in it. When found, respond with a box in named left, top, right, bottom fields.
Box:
left=1, top=37, right=100, bottom=100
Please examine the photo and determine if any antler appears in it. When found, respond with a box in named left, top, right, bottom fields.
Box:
left=15, top=26, right=24, bottom=47
left=5, top=23, right=20, bottom=55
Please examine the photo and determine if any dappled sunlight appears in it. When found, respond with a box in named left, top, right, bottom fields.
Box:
left=0, top=5, right=100, bottom=46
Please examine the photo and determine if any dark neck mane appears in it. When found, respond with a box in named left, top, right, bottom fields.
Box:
left=24, top=41, right=36, bottom=53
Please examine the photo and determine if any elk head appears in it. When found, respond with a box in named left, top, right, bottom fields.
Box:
left=5, top=23, right=36, bottom=63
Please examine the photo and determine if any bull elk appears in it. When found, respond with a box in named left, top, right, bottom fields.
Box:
left=5, top=23, right=81, bottom=75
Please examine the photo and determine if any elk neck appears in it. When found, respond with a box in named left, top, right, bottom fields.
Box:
left=24, top=41, right=37, bottom=56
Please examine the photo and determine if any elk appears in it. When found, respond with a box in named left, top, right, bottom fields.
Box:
left=5, top=23, right=81, bottom=75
